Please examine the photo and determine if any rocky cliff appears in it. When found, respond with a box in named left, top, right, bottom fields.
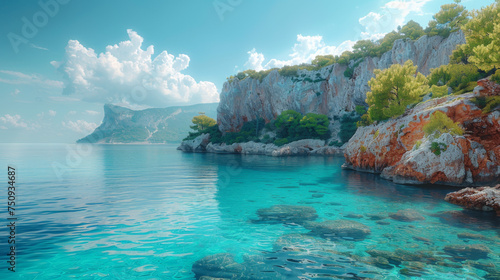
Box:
left=343, top=84, right=500, bottom=186
left=217, top=32, right=466, bottom=139
left=78, top=103, right=218, bottom=144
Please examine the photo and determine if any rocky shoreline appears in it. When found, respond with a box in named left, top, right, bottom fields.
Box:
left=343, top=88, right=500, bottom=187
left=177, top=136, right=344, bottom=157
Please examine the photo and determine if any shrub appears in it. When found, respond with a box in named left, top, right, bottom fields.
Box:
left=366, top=60, right=428, bottom=122
left=414, top=140, right=422, bottom=150
left=355, top=105, right=367, bottom=115
left=430, top=142, right=447, bottom=156
left=274, top=138, right=289, bottom=146
left=430, top=85, right=449, bottom=98
left=373, top=130, right=379, bottom=139
left=492, top=70, right=500, bottom=84
left=360, top=145, right=367, bottom=153
left=423, top=111, right=464, bottom=137
left=428, top=64, right=485, bottom=94
left=473, top=96, right=500, bottom=113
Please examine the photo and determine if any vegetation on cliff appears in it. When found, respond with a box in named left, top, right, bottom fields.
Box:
left=183, top=111, right=330, bottom=146
left=365, top=60, right=428, bottom=123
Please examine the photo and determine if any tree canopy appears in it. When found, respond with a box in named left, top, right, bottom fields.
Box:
left=366, top=60, right=428, bottom=122
left=452, top=1, right=499, bottom=67
left=190, top=114, right=216, bottom=132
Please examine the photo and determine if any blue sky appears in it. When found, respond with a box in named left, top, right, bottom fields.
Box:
left=0, top=0, right=493, bottom=143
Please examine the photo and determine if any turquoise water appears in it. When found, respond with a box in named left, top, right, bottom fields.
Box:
left=0, top=144, right=499, bottom=279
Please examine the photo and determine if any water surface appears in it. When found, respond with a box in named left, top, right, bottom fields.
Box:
left=0, top=144, right=498, bottom=279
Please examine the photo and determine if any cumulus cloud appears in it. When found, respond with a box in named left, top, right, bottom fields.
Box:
left=53, top=29, right=219, bottom=108
left=245, top=35, right=355, bottom=71
left=62, top=120, right=98, bottom=134
left=0, top=114, right=28, bottom=129
left=359, top=0, right=431, bottom=39
left=48, top=110, right=57, bottom=117
left=0, top=70, right=63, bottom=88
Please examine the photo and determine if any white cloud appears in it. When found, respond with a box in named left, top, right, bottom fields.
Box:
left=67, top=111, right=77, bottom=115
left=48, top=110, right=57, bottom=117
left=62, top=120, right=98, bottom=134
left=245, top=35, right=356, bottom=71
left=0, top=114, right=28, bottom=128
left=10, top=89, right=20, bottom=96
left=244, top=49, right=266, bottom=72
left=0, top=70, right=63, bottom=88
left=359, top=0, right=431, bottom=38
left=54, top=29, right=219, bottom=108
left=85, top=110, right=100, bottom=115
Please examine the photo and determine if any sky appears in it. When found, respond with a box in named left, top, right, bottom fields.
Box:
left=0, top=0, right=493, bottom=143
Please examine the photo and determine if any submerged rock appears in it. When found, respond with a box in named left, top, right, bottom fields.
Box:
left=389, top=209, right=425, bottom=222
left=366, top=212, right=387, bottom=220
left=457, top=232, right=489, bottom=240
left=255, top=205, right=318, bottom=224
left=192, top=253, right=245, bottom=279
left=445, top=185, right=500, bottom=216
left=443, top=244, right=491, bottom=260
left=272, top=233, right=337, bottom=253
left=304, top=219, right=371, bottom=240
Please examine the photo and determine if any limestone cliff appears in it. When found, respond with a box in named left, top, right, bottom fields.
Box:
left=78, top=103, right=218, bottom=144
left=343, top=86, right=500, bottom=186
left=217, top=32, right=466, bottom=139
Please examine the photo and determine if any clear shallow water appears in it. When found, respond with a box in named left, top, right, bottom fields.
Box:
left=0, top=144, right=499, bottom=279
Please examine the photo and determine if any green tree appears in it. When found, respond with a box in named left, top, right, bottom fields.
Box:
left=426, top=0, right=468, bottom=37
left=352, top=40, right=377, bottom=58
left=423, top=111, right=464, bottom=136
left=190, top=114, right=216, bottom=132
left=312, top=55, right=336, bottom=68
left=298, top=113, right=330, bottom=139
left=365, top=60, right=429, bottom=122
left=452, top=1, right=499, bottom=65
left=400, top=20, right=425, bottom=40
left=274, top=110, right=302, bottom=138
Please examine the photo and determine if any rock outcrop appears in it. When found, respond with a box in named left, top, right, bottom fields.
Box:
left=177, top=136, right=343, bottom=156
left=217, top=32, right=466, bottom=139
left=79, top=103, right=218, bottom=143
left=343, top=91, right=500, bottom=186
left=445, top=185, right=500, bottom=216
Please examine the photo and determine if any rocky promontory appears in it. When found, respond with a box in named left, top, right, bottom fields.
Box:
left=343, top=82, right=500, bottom=186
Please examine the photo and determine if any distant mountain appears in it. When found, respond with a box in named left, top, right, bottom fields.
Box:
left=77, top=103, right=218, bottom=143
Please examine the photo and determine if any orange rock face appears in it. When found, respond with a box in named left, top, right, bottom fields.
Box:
left=445, top=185, right=500, bottom=216
left=477, top=79, right=500, bottom=97
left=343, top=89, right=500, bottom=186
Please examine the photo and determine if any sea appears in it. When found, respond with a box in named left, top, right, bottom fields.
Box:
left=0, top=143, right=498, bottom=279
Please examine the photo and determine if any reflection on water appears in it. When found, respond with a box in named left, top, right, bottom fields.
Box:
left=0, top=144, right=498, bottom=279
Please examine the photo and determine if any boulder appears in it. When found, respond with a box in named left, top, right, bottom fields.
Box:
left=177, top=134, right=210, bottom=152
left=192, top=253, right=245, bottom=279
left=255, top=205, right=318, bottom=224
left=389, top=209, right=425, bottom=222
left=443, top=244, right=491, bottom=260
left=304, top=219, right=371, bottom=240
left=445, top=185, right=500, bottom=216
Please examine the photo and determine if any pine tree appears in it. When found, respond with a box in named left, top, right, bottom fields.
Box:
left=366, top=60, right=429, bottom=122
